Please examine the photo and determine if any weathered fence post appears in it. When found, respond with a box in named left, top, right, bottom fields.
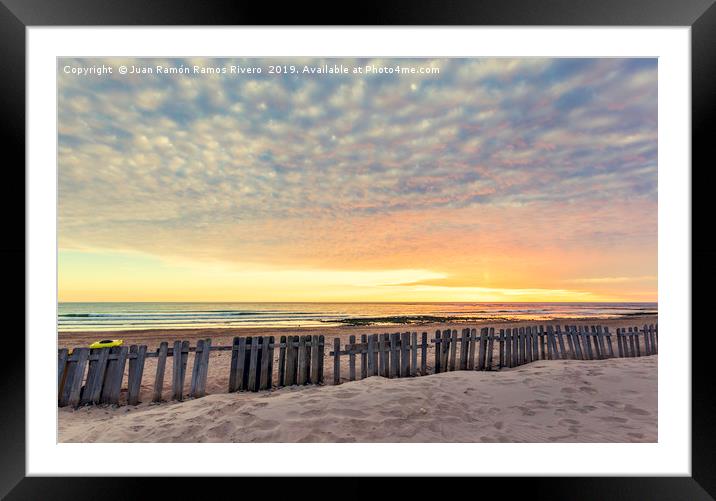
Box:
left=449, top=329, right=458, bottom=371
left=128, top=344, right=148, bottom=405
left=360, top=334, right=368, bottom=379
left=381, top=334, right=390, bottom=377
left=506, top=328, right=514, bottom=368
left=65, top=348, right=90, bottom=408
left=468, top=328, right=478, bottom=370
left=486, top=327, right=495, bottom=369
left=314, top=335, right=324, bottom=384
left=348, top=335, right=357, bottom=381
left=260, top=336, right=271, bottom=390
left=153, top=341, right=169, bottom=401
left=411, top=332, right=418, bottom=377
left=603, top=327, right=615, bottom=358
left=459, top=328, right=469, bottom=370
left=420, top=332, right=428, bottom=375
left=285, top=336, right=296, bottom=385
left=318, top=335, right=325, bottom=384
left=297, top=336, right=308, bottom=385
left=478, top=327, right=488, bottom=370
left=400, top=332, right=410, bottom=377
left=333, top=337, right=341, bottom=385
left=103, top=345, right=129, bottom=405
left=390, top=333, right=400, bottom=378
left=82, top=347, right=110, bottom=406
left=434, top=331, right=442, bottom=373
left=277, top=336, right=287, bottom=387
left=367, top=334, right=376, bottom=376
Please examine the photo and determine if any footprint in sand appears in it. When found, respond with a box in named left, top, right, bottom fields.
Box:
left=493, top=421, right=504, bottom=430
left=597, top=400, right=622, bottom=409
left=579, top=386, right=598, bottom=395
left=561, top=387, right=577, bottom=394
left=599, top=416, right=629, bottom=423
left=558, top=418, right=580, bottom=426
left=624, top=404, right=650, bottom=416
left=330, top=408, right=368, bottom=418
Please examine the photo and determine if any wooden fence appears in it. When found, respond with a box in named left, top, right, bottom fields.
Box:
left=58, top=324, right=656, bottom=408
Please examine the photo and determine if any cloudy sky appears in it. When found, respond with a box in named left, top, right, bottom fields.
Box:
left=58, top=57, right=657, bottom=302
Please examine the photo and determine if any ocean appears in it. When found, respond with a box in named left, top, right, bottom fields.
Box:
left=57, top=302, right=658, bottom=332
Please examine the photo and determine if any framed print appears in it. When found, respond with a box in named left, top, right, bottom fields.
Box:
left=3, top=0, right=714, bottom=497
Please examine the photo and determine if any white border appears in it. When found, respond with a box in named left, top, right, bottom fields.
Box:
left=27, top=27, right=690, bottom=476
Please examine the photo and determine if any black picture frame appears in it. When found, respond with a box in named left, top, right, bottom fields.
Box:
left=2, top=0, right=713, bottom=498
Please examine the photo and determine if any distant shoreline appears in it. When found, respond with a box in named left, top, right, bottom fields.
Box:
left=58, top=314, right=658, bottom=350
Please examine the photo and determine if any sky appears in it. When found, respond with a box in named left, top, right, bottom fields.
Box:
left=58, top=57, right=657, bottom=303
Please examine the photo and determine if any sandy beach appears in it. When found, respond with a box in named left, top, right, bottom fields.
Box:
left=59, top=354, right=657, bottom=443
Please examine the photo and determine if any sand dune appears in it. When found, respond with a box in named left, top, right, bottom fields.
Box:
left=59, top=355, right=656, bottom=443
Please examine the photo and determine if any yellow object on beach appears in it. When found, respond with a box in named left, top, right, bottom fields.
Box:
left=89, top=339, right=123, bottom=349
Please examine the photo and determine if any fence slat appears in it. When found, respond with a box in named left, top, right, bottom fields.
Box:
left=367, top=334, right=376, bottom=376
left=101, top=346, right=129, bottom=404
left=498, top=329, right=505, bottom=368
left=333, top=338, right=341, bottom=385
left=276, top=335, right=286, bottom=387
left=401, top=332, right=410, bottom=377
left=547, top=325, right=564, bottom=360
left=153, top=342, right=168, bottom=401
left=189, top=340, right=205, bottom=397
left=313, top=335, right=322, bottom=383
left=248, top=337, right=260, bottom=391
left=390, top=333, right=400, bottom=378
left=539, top=327, right=546, bottom=360
left=411, top=332, right=418, bottom=377
left=628, top=327, right=637, bottom=357
left=603, top=327, right=615, bottom=358
left=171, top=341, right=183, bottom=400
left=381, top=334, right=390, bottom=377
left=459, top=328, right=469, bottom=370
left=318, top=335, right=325, bottom=384
left=505, top=328, right=513, bottom=368
left=349, top=335, right=357, bottom=381
left=597, top=326, right=608, bottom=359
left=260, top=336, right=271, bottom=390
left=633, top=326, right=641, bottom=356
left=449, top=330, right=458, bottom=371
left=82, top=348, right=110, bottom=405
left=66, top=348, right=90, bottom=408
left=591, top=326, right=600, bottom=359
left=285, top=336, right=296, bottom=386
left=127, top=344, right=147, bottom=405
left=581, top=326, right=593, bottom=360
left=57, top=349, right=70, bottom=401
left=420, top=332, right=428, bottom=375
left=523, top=327, right=532, bottom=363
left=570, top=326, right=582, bottom=360
left=556, top=326, right=567, bottom=360
left=477, top=327, right=487, bottom=370
left=642, top=325, right=651, bottom=355
left=360, top=334, right=368, bottom=380
left=297, top=336, right=308, bottom=386
left=434, top=331, right=442, bottom=373
left=229, top=337, right=241, bottom=392
left=236, top=337, right=248, bottom=390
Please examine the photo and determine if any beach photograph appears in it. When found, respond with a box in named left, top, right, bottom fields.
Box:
left=57, top=57, right=658, bottom=443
